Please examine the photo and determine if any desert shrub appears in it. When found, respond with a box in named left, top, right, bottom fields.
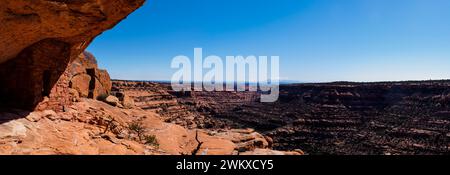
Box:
left=143, top=134, right=159, bottom=147
left=128, top=120, right=146, bottom=141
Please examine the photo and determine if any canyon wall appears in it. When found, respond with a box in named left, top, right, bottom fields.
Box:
left=113, top=80, right=450, bottom=155
left=0, top=0, right=145, bottom=111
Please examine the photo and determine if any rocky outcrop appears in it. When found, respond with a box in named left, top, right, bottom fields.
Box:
left=0, top=0, right=146, bottom=64
left=0, top=0, right=145, bottom=111
left=31, top=51, right=112, bottom=111
left=68, top=52, right=111, bottom=100
left=0, top=99, right=300, bottom=155
left=208, top=128, right=271, bottom=152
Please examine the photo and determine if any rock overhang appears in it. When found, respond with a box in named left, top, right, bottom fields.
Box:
left=0, top=0, right=146, bottom=64
left=0, top=0, right=145, bottom=110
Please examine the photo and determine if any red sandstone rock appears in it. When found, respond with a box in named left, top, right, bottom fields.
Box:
left=0, top=0, right=145, bottom=111
left=122, top=93, right=136, bottom=109
left=105, top=95, right=120, bottom=107
left=70, top=74, right=92, bottom=98
left=0, top=0, right=145, bottom=64
left=0, top=99, right=293, bottom=155
left=68, top=52, right=112, bottom=100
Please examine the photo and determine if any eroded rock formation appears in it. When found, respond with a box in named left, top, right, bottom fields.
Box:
left=68, top=51, right=111, bottom=100
left=0, top=0, right=145, bottom=111
left=113, top=80, right=450, bottom=155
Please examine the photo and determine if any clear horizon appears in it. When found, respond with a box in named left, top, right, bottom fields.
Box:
left=87, top=0, right=450, bottom=82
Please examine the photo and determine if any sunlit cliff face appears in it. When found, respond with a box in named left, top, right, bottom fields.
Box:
left=0, top=0, right=145, bottom=110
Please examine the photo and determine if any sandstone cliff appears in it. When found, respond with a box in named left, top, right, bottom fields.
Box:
left=0, top=0, right=145, bottom=111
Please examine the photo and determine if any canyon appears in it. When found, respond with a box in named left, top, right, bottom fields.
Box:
left=0, top=0, right=448, bottom=155
left=113, top=80, right=450, bottom=155
left=0, top=0, right=298, bottom=155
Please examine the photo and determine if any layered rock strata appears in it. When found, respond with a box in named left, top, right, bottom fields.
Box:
left=113, top=80, right=450, bottom=155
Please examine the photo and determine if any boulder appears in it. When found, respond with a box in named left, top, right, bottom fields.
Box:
left=25, top=112, right=43, bottom=122
left=122, top=94, right=135, bottom=109
left=25, top=110, right=57, bottom=122
left=105, top=96, right=120, bottom=107
left=42, top=110, right=57, bottom=121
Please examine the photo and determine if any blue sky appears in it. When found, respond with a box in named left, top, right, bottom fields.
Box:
left=87, top=0, right=450, bottom=82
